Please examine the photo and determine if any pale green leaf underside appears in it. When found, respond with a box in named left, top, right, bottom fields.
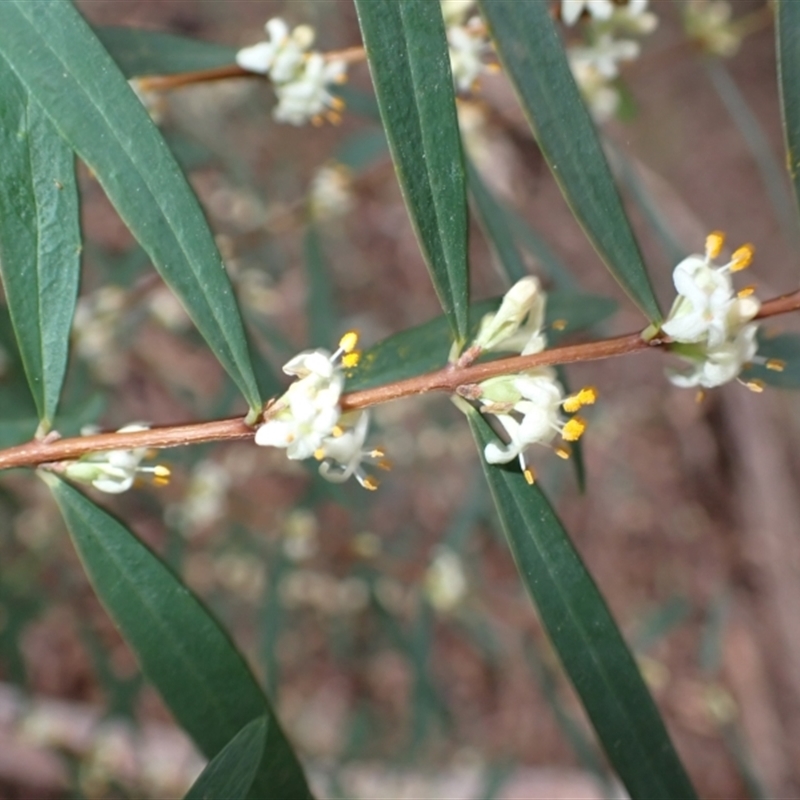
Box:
left=478, top=0, right=662, bottom=322
left=0, top=60, right=80, bottom=430
left=354, top=0, right=470, bottom=343
left=0, top=0, right=261, bottom=411
left=46, top=478, right=312, bottom=800
left=467, top=410, right=696, bottom=800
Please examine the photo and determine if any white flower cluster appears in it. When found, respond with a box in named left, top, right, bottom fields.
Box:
left=661, top=231, right=780, bottom=390
left=683, top=0, right=743, bottom=58
left=255, top=332, right=390, bottom=490
left=562, top=0, right=658, bottom=123
left=62, top=424, right=171, bottom=494
left=462, top=277, right=597, bottom=484
left=441, top=0, right=494, bottom=94
left=236, top=18, right=347, bottom=126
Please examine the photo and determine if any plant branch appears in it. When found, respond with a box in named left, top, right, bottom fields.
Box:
left=0, top=289, right=798, bottom=472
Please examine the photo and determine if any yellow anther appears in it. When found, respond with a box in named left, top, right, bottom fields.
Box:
left=706, top=231, right=725, bottom=259
left=552, top=319, right=568, bottom=331
left=339, top=331, right=359, bottom=353
left=745, top=379, right=765, bottom=393
left=523, top=467, right=536, bottom=485
left=314, top=448, right=325, bottom=461
left=737, top=285, right=756, bottom=298
left=554, top=446, right=571, bottom=460
left=696, top=390, right=705, bottom=404
left=326, top=110, right=343, bottom=126
left=562, top=387, right=597, bottom=414
left=331, top=95, right=346, bottom=109
left=730, top=243, right=754, bottom=272
left=362, top=476, right=379, bottom=491
left=487, top=62, right=501, bottom=74
left=561, top=416, right=587, bottom=442
left=153, top=465, right=171, bottom=479
left=342, top=352, right=360, bottom=368
left=311, top=115, right=324, bottom=127
left=562, top=396, right=581, bottom=414
left=377, top=459, right=393, bottom=471
left=332, top=425, right=344, bottom=437
left=370, top=448, right=386, bottom=458
left=766, top=359, right=785, bottom=372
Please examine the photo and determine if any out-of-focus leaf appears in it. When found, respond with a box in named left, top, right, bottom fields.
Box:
left=0, top=61, right=80, bottom=432
left=0, top=1, right=262, bottom=412
left=348, top=292, right=616, bottom=391
left=466, top=158, right=527, bottom=283
left=478, top=0, right=661, bottom=322
left=631, top=596, right=691, bottom=655
left=355, top=0, right=470, bottom=343
left=304, top=224, right=337, bottom=346
left=335, top=128, right=389, bottom=173
left=707, top=60, right=800, bottom=248
left=184, top=717, right=267, bottom=800
left=95, top=26, right=237, bottom=77
left=742, top=331, right=800, bottom=388
left=467, top=409, right=697, bottom=800
left=45, top=478, right=312, bottom=800
left=776, top=1, right=800, bottom=225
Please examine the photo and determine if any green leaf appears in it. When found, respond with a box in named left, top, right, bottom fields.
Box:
left=0, top=60, right=80, bottom=431
left=45, top=477, right=312, bottom=800
left=184, top=717, right=267, bottom=800
left=467, top=409, right=696, bottom=800
left=354, top=0, right=470, bottom=343
left=0, top=1, right=262, bottom=412
left=95, top=27, right=237, bottom=77
left=777, top=0, right=800, bottom=224
left=348, top=292, right=616, bottom=391
left=304, top=224, right=337, bottom=346
left=478, top=0, right=661, bottom=322
left=742, top=331, right=800, bottom=388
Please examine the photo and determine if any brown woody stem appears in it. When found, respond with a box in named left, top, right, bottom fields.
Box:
left=0, top=289, right=798, bottom=473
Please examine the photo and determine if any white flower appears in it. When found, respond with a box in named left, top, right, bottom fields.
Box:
left=255, top=332, right=361, bottom=462
left=561, top=0, right=615, bottom=26
left=684, top=0, right=742, bottom=58
left=236, top=17, right=314, bottom=82
left=473, top=277, right=547, bottom=356
left=314, top=410, right=391, bottom=490
left=478, top=370, right=595, bottom=483
left=447, top=21, right=492, bottom=93
left=661, top=232, right=758, bottom=348
left=569, top=60, right=621, bottom=123
left=273, top=53, right=347, bottom=126
left=63, top=423, right=170, bottom=494
left=667, top=323, right=759, bottom=389
left=309, top=162, right=354, bottom=220
left=568, top=34, right=640, bottom=80
left=611, top=0, right=659, bottom=35
left=424, top=547, right=468, bottom=612
left=441, top=0, right=476, bottom=27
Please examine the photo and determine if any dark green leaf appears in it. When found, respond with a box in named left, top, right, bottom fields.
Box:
left=95, top=27, right=237, bottom=77
left=776, top=0, right=800, bottom=225
left=742, top=331, right=800, bottom=388
left=348, top=292, right=616, bottom=391
left=45, top=477, right=312, bottom=800
left=478, top=1, right=661, bottom=322
left=0, top=60, right=80, bottom=431
left=467, top=409, right=696, bottom=800
left=0, top=1, right=262, bottom=412
left=184, top=717, right=267, bottom=800
left=355, top=0, right=470, bottom=343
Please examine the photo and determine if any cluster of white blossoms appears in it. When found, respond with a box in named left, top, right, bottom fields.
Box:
left=61, top=424, right=171, bottom=494
left=562, top=0, right=658, bottom=123
left=441, top=0, right=495, bottom=93
left=661, top=231, right=781, bottom=390
left=254, top=332, right=390, bottom=490
left=463, top=277, right=597, bottom=484
left=236, top=18, right=347, bottom=126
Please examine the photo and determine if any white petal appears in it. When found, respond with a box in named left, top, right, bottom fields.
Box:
left=236, top=42, right=275, bottom=74
left=255, top=418, right=295, bottom=448
left=561, top=0, right=585, bottom=25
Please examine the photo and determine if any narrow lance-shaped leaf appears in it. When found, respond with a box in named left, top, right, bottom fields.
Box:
left=467, top=409, right=696, bottom=800
left=776, top=0, right=800, bottom=227
left=0, top=1, right=262, bottom=412
left=44, top=476, right=312, bottom=800
left=95, top=27, right=238, bottom=78
left=354, top=0, right=470, bottom=344
left=478, top=0, right=662, bottom=322
left=0, top=60, right=80, bottom=432
left=184, top=717, right=267, bottom=800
